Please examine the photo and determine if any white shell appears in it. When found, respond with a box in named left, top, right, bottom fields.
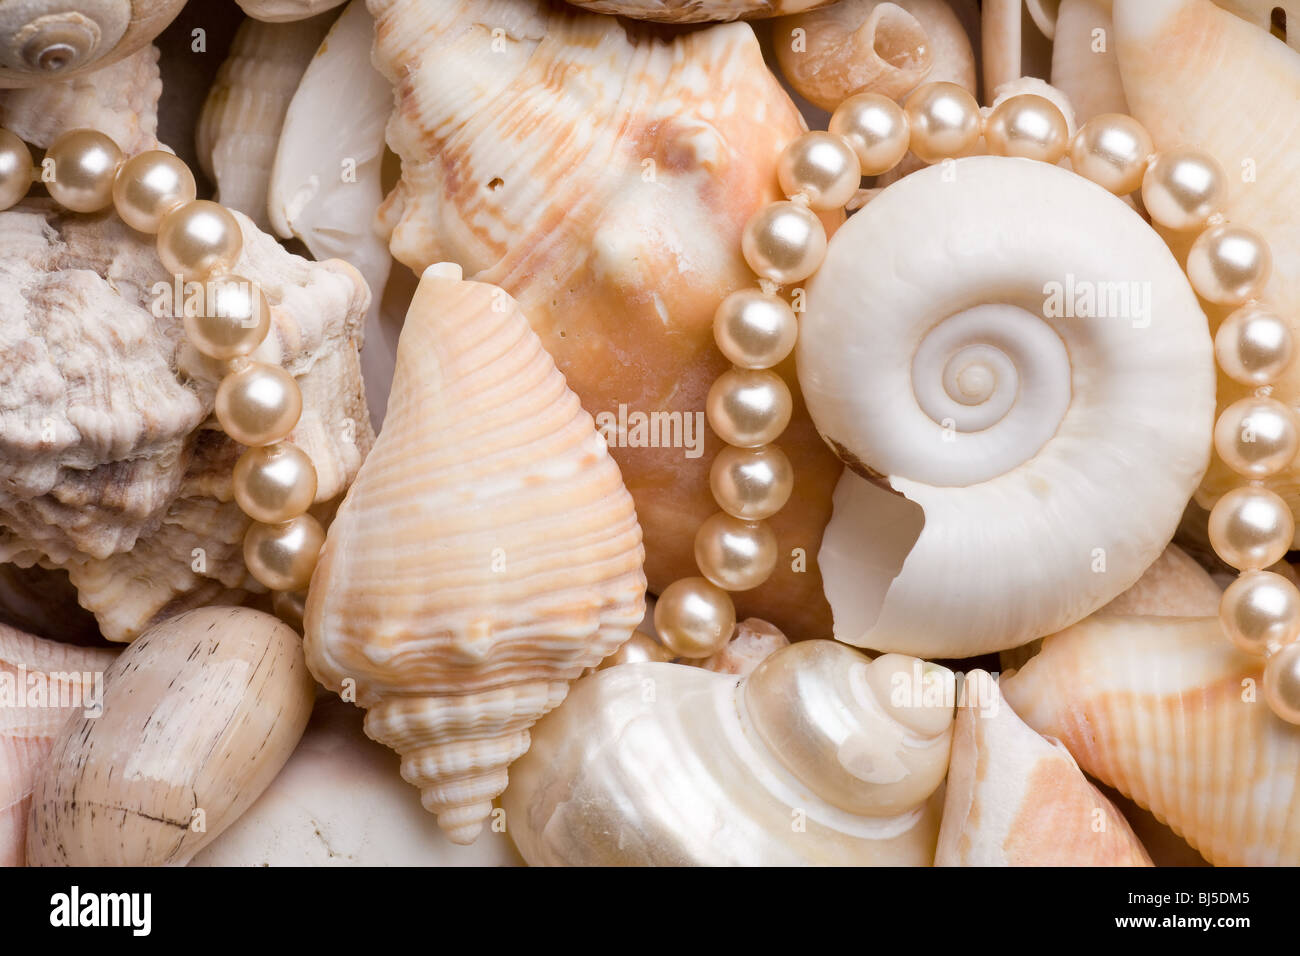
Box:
left=1051, top=0, right=1128, bottom=122
left=236, top=0, right=348, bottom=22
left=799, top=157, right=1214, bottom=658
left=562, top=0, right=833, bottom=22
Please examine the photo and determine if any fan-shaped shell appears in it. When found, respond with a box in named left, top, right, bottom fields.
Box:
left=798, top=156, right=1215, bottom=658
left=303, top=264, right=647, bottom=846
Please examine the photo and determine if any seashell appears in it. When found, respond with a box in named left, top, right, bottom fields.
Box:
left=197, top=12, right=336, bottom=231
left=369, top=0, right=844, bottom=639
left=236, top=0, right=349, bottom=23
left=303, top=264, right=647, bottom=846
left=937, top=670, right=1152, bottom=866
left=502, top=640, right=953, bottom=865
left=0, top=0, right=184, bottom=88
left=695, top=616, right=789, bottom=677
left=798, top=156, right=1214, bottom=659
left=1215, top=0, right=1300, bottom=50
left=1112, top=0, right=1300, bottom=532
left=26, top=607, right=314, bottom=866
left=1, top=622, right=116, bottom=866
left=1050, top=0, right=1128, bottom=122
left=1098, top=781, right=1212, bottom=866
left=560, top=0, right=834, bottom=22
left=0, top=202, right=373, bottom=642
left=191, top=698, right=523, bottom=866
left=1002, top=614, right=1300, bottom=866
left=981, top=0, right=1056, bottom=103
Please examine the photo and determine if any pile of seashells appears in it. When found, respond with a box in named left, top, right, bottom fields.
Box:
left=3, top=0, right=1300, bottom=868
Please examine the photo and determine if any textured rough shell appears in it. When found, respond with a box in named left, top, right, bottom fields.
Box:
left=0, top=622, right=116, bottom=866
left=1002, top=614, right=1300, bottom=866
left=937, top=670, right=1152, bottom=866
left=696, top=617, right=789, bottom=676
left=370, top=0, right=843, bottom=639
left=800, top=157, right=1214, bottom=657
left=303, top=267, right=647, bottom=846
left=561, top=0, right=833, bottom=22
left=237, top=0, right=349, bottom=22
left=0, top=202, right=373, bottom=642
left=25, top=607, right=314, bottom=866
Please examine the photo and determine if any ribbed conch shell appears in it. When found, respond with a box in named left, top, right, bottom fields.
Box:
left=197, top=12, right=335, bottom=231
left=0, top=202, right=372, bottom=641
left=937, top=670, right=1152, bottom=866
left=560, top=0, right=832, bottom=22
left=1002, top=614, right=1300, bottom=866
left=369, top=0, right=843, bottom=639
left=799, top=157, right=1214, bottom=658
left=303, top=264, right=647, bottom=846
left=0, top=0, right=183, bottom=87
left=1, top=622, right=116, bottom=866
left=236, top=0, right=348, bottom=22
left=503, top=640, right=952, bottom=865
left=26, top=607, right=314, bottom=866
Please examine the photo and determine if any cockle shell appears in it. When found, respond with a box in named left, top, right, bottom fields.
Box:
left=1, top=622, right=115, bottom=866
left=303, top=264, right=647, bottom=846
left=26, top=607, right=314, bottom=866
left=0, top=202, right=373, bottom=642
left=560, top=0, right=833, bottom=22
left=799, top=156, right=1214, bottom=658
left=369, top=0, right=843, bottom=638
left=937, top=670, right=1152, bottom=866
left=196, top=12, right=335, bottom=231
left=0, top=0, right=184, bottom=87
left=236, top=0, right=348, bottom=22
left=1002, top=614, right=1300, bottom=866
left=502, top=641, right=953, bottom=865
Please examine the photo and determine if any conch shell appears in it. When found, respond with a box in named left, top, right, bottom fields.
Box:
left=502, top=640, right=953, bottom=865
left=560, top=0, right=833, bottom=22
left=937, top=670, right=1152, bottom=866
left=1002, top=614, right=1300, bottom=866
left=25, top=607, right=314, bottom=866
left=799, top=156, right=1214, bottom=658
left=303, top=265, right=647, bottom=846
left=369, top=0, right=843, bottom=639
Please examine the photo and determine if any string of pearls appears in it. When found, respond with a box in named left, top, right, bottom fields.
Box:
left=0, top=127, right=325, bottom=598
left=650, top=82, right=1300, bottom=726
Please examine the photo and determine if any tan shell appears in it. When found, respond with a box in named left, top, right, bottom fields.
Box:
left=303, top=265, right=647, bottom=846
left=370, top=0, right=843, bottom=639
left=0, top=622, right=116, bottom=866
left=0, top=202, right=373, bottom=642
left=1002, top=614, right=1300, bottom=866
left=236, top=0, right=348, bottom=22
left=561, top=0, right=833, bottom=22
left=25, top=607, right=314, bottom=866
left=937, top=670, right=1152, bottom=866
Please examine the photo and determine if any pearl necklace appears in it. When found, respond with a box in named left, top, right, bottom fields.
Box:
left=0, top=127, right=325, bottom=597
left=650, top=82, right=1300, bottom=727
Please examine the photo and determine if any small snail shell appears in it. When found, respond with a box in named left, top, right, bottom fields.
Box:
left=798, top=157, right=1214, bottom=658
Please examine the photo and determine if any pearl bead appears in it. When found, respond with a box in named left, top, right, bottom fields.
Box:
left=157, top=199, right=243, bottom=280
left=1220, top=570, right=1300, bottom=656
left=216, top=361, right=303, bottom=447
left=1186, top=223, right=1272, bottom=306
left=653, top=576, right=736, bottom=659
left=776, top=131, right=861, bottom=211
left=713, top=289, right=798, bottom=369
left=243, top=513, right=325, bottom=592
left=45, top=128, right=122, bottom=213
left=828, top=92, right=910, bottom=177
left=1141, top=148, right=1226, bottom=231
left=112, top=149, right=197, bottom=233
left=1208, top=485, right=1295, bottom=571
left=0, top=129, right=33, bottom=211
left=706, top=367, right=792, bottom=447
left=1213, top=396, right=1299, bottom=479
left=710, top=443, right=793, bottom=520
left=597, top=631, right=675, bottom=670
left=183, top=274, right=272, bottom=360
left=232, top=442, right=318, bottom=524
left=741, top=200, right=827, bottom=286
left=902, top=82, right=982, bottom=164
left=984, top=94, right=1070, bottom=164
left=1215, top=305, right=1293, bottom=387
left=1068, top=113, right=1153, bottom=195
left=694, top=512, right=778, bottom=592
left=1264, top=640, right=1300, bottom=725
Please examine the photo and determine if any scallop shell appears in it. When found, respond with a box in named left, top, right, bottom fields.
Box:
left=560, top=0, right=833, bottom=22
left=1, top=622, right=116, bottom=866
left=1002, top=614, right=1300, bottom=866
left=303, top=264, right=647, bottom=846
left=798, top=156, right=1214, bottom=658
left=25, top=607, right=314, bottom=866
left=937, top=670, right=1152, bottom=866
left=502, top=641, right=952, bottom=865
left=369, top=0, right=844, bottom=639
